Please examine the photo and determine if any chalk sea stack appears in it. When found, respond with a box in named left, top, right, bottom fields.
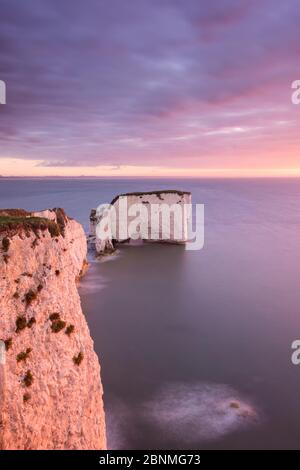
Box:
left=89, top=190, right=192, bottom=255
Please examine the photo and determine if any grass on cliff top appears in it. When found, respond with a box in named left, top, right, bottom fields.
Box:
left=0, top=214, right=60, bottom=237
left=0, top=208, right=67, bottom=238
left=110, top=189, right=191, bottom=205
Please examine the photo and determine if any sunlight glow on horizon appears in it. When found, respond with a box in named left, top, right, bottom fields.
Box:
left=1, top=2, right=300, bottom=177
left=0, top=158, right=299, bottom=178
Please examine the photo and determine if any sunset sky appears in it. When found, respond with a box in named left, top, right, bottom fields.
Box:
left=0, top=0, right=300, bottom=177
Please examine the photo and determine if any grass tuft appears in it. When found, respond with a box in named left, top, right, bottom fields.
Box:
left=23, top=370, right=33, bottom=387
left=51, top=319, right=66, bottom=333
left=16, top=315, right=27, bottom=333
left=16, top=348, right=32, bottom=363
left=65, top=324, right=75, bottom=336
left=2, top=237, right=10, bottom=252
left=0, top=211, right=61, bottom=238
left=73, top=351, right=84, bottom=366
left=24, top=289, right=37, bottom=307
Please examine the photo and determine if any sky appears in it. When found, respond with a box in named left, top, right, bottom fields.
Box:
left=0, top=0, right=300, bottom=177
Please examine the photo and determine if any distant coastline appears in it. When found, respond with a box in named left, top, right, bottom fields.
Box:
left=1, top=175, right=300, bottom=180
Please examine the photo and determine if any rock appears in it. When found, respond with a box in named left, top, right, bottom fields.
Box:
left=90, top=190, right=192, bottom=255
left=0, top=208, right=106, bottom=449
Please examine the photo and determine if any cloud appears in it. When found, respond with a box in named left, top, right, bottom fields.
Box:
left=0, top=0, right=300, bottom=171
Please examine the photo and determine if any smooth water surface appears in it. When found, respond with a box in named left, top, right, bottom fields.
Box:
left=1, top=177, right=300, bottom=449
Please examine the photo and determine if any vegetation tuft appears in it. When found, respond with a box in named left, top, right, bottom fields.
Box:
left=16, top=348, right=32, bottom=363
left=65, top=324, right=75, bottom=336
left=16, top=315, right=27, bottom=333
left=0, top=209, right=62, bottom=239
left=27, top=317, right=36, bottom=328
left=24, top=289, right=37, bottom=307
left=23, top=370, right=33, bottom=387
left=73, top=351, right=84, bottom=366
left=51, top=319, right=66, bottom=333
left=2, top=237, right=10, bottom=252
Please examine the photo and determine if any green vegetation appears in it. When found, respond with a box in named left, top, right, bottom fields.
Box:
left=110, top=189, right=191, bottom=205
left=49, top=313, right=66, bottom=333
left=16, top=347, right=32, bottom=363
left=24, top=289, right=37, bottom=307
left=23, top=370, right=33, bottom=387
left=16, top=315, right=27, bottom=333
left=0, top=209, right=61, bottom=238
left=2, top=237, right=10, bottom=252
left=51, top=319, right=66, bottom=333
left=65, top=324, right=75, bottom=336
left=73, top=351, right=84, bottom=366
left=48, top=223, right=60, bottom=237
left=53, top=208, right=67, bottom=237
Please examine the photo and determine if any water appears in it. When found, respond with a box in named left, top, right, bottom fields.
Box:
left=1, top=177, right=300, bottom=449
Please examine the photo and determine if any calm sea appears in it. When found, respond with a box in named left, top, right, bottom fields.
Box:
left=1, top=177, right=300, bottom=449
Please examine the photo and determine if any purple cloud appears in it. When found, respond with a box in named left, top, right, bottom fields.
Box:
left=0, top=0, right=300, bottom=170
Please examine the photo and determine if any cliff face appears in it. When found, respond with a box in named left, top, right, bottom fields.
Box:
left=0, top=209, right=106, bottom=450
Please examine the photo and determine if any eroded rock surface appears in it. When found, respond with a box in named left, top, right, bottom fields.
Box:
left=0, top=209, right=106, bottom=449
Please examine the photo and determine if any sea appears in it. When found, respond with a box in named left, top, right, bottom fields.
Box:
left=1, top=177, right=300, bottom=449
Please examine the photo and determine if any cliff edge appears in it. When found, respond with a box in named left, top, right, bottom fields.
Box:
left=0, top=209, right=106, bottom=449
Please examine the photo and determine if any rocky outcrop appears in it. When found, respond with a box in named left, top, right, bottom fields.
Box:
left=90, top=190, right=192, bottom=255
left=0, top=209, right=106, bottom=450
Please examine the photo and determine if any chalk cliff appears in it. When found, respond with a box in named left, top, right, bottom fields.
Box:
left=90, top=190, right=192, bottom=255
left=0, top=209, right=106, bottom=450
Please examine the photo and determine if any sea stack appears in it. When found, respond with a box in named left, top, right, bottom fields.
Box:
left=0, top=209, right=106, bottom=450
left=90, top=190, right=192, bottom=255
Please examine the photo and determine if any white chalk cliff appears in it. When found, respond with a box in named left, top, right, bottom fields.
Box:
left=90, top=190, right=192, bottom=255
left=0, top=209, right=106, bottom=450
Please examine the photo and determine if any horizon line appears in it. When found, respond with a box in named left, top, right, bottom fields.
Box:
left=1, top=174, right=300, bottom=180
